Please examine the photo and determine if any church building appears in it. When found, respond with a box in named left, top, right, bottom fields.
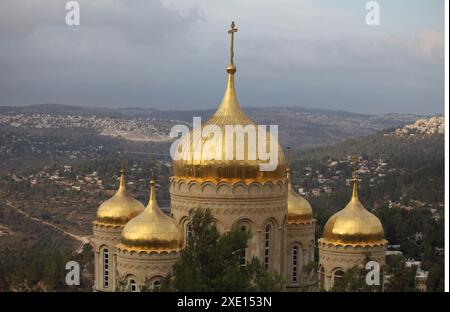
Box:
left=92, top=22, right=386, bottom=292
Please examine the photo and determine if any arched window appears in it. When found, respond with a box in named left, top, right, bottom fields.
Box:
left=291, top=246, right=299, bottom=284
left=153, top=279, right=161, bottom=290
left=102, top=248, right=109, bottom=288
left=318, top=266, right=325, bottom=287
left=239, top=224, right=248, bottom=269
left=186, top=222, right=193, bottom=244
left=264, top=224, right=271, bottom=270
left=309, top=242, right=315, bottom=262
left=333, top=269, right=344, bottom=287
left=128, top=279, right=138, bottom=292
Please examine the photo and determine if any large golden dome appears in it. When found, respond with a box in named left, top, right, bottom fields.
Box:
left=120, top=180, right=183, bottom=251
left=286, top=167, right=313, bottom=224
left=323, top=177, right=385, bottom=245
left=171, top=29, right=286, bottom=183
left=95, top=172, right=145, bottom=225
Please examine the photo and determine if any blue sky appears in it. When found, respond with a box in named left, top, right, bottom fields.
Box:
left=0, top=0, right=445, bottom=115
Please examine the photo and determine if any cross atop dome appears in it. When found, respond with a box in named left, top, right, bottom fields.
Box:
left=227, top=21, right=238, bottom=74
left=228, top=21, right=238, bottom=65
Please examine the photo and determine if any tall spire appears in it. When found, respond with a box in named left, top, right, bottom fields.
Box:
left=210, top=21, right=252, bottom=125
left=351, top=156, right=359, bottom=201
left=118, top=165, right=126, bottom=191
left=147, top=163, right=158, bottom=211
left=147, top=179, right=158, bottom=210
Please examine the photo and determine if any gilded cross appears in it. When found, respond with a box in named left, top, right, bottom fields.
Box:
left=228, top=21, right=238, bottom=65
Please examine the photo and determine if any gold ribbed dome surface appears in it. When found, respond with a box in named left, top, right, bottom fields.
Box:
left=96, top=173, right=144, bottom=225
left=323, top=178, right=385, bottom=245
left=172, top=23, right=285, bottom=183
left=285, top=149, right=313, bottom=223
left=287, top=170, right=313, bottom=224
left=120, top=181, right=183, bottom=251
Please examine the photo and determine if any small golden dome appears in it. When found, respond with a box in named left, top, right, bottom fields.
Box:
left=120, top=180, right=183, bottom=251
left=95, top=172, right=144, bottom=225
left=172, top=65, right=286, bottom=183
left=323, top=177, right=385, bottom=245
left=287, top=167, right=313, bottom=224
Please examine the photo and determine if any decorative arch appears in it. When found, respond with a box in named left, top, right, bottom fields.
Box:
left=216, top=183, right=231, bottom=194
left=331, top=267, right=345, bottom=287
left=261, top=217, right=278, bottom=271
left=288, top=243, right=304, bottom=286
left=232, top=218, right=254, bottom=269
left=248, top=182, right=262, bottom=195
left=125, top=274, right=139, bottom=292
left=100, top=246, right=110, bottom=289
left=263, top=223, right=272, bottom=270
left=188, top=181, right=201, bottom=194
left=147, top=275, right=164, bottom=291
left=318, top=265, right=325, bottom=288
left=262, top=182, right=274, bottom=194
left=178, top=181, right=188, bottom=192
left=231, top=217, right=254, bottom=232
left=232, top=182, right=248, bottom=195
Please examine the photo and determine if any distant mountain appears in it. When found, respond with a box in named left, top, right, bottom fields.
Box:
left=0, top=103, right=433, bottom=149
left=0, top=104, right=119, bottom=117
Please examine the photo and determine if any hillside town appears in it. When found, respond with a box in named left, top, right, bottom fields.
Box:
left=0, top=113, right=181, bottom=142
left=393, top=117, right=444, bottom=137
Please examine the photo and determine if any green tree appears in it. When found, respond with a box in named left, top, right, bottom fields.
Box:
left=162, top=208, right=284, bottom=292
left=385, top=255, right=417, bottom=292
left=426, top=257, right=444, bottom=292
left=331, top=267, right=366, bottom=292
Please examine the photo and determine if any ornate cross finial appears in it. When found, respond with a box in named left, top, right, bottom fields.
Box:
left=351, top=155, right=360, bottom=179
left=350, top=155, right=360, bottom=199
left=118, top=160, right=126, bottom=190
left=228, top=21, right=238, bottom=65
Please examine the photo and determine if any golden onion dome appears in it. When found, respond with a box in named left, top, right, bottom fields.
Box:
left=120, top=180, right=183, bottom=251
left=323, top=177, right=385, bottom=245
left=95, top=171, right=145, bottom=225
left=172, top=23, right=286, bottom=183
left=286, top=165, right=313, bottom=224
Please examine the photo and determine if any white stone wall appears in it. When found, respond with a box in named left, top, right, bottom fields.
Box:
left=285, top=221, right=316, bottom=287
left=318, top=239, right=387, bottom=290
left=116, top=248, right=179, bottom=291
left=92, top=223, right=123, bottom=291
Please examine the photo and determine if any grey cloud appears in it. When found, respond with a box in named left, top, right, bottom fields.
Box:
left=0, top=0, right=444, bottom=115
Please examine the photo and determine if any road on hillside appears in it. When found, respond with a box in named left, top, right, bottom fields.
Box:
left=3, top=198, right=92, bottom=254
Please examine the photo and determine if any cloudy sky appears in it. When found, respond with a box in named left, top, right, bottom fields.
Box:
left=0, top=0, right=445, bottom=114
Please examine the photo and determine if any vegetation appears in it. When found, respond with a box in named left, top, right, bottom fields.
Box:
left=0, top=203, right=93, bottom=291
left=162, top=208, right=284, bottom=292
